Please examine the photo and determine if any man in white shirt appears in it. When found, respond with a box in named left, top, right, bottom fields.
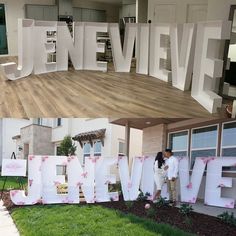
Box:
left=164, top=148, right=179, bottom=206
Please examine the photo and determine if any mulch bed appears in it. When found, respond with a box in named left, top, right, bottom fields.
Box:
left=2, top=191, right=236, bottom=236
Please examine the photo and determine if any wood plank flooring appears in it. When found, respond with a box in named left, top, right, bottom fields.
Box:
left=0, top=57, right=226, bottom=118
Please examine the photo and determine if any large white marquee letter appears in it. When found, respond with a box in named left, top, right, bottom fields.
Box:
left=136, top=24, right=149, bottom=75
left=10, top=155, right=42, bottom=205
left=83, top=22, right=108, bottom=72
left=118, top=156, right=144, bottom=201
left=33, top=21, right=57, bottom=74
left=205, top=157, right=236, bottom=208
left=179, top=157, right=206, bottom=203
left=109, top=23, right=137, bottom=72
left=170, top=23, right=196, bottom=91
left=57, top=22, right=84, bottom=71
left=191, top=21, right=231, bottom=113
left=149, top=23, right=171, bottom=82
left=0, top=19, right=34, bottom=80
left=95, top=157, right=118, bottom=202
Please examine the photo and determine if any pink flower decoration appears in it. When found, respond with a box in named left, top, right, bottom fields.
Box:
left=37, top=199, right=43, bottom=204
left=42, top=156, right=49, bottom=162
left=201, top=157, right=216, bottom=164
left=76, top=182, right=83, bottom=187
left=29, top=179, right=33, bottom=187
left=112, top=195, right=119, bottom=201
left=144, top=156, right=149, bottom=160
left=81, top=172, right=88, bottom=178
left=62, top=161, right=67, bottom=166
left=145, top=203, right=150, bottom=209
left=11, top=190, right=19, bottom=197
left=68, top=156, right=75, bottom=162
left=138, top=156, right=144, bottom=163
left=29, top=155, right=35, bottom=161
left=128, top=182, right=132, bottom=189
left=89, top=157, right=100, bottom=163
left=186, top=182, right=192, bottom=189
left=54, top=181, right=61, bottom=186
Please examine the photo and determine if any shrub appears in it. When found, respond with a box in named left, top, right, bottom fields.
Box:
left=154, top=197, right=169, bottom=208
left=137, top=191, right=151, bottom=201
left=179, top=203, right=194, bottom=216
left=146, top=207, right=156, bottom=218
left=218, top=212, right=236, bottom=226
left=125, top=201, right=134, bottom=210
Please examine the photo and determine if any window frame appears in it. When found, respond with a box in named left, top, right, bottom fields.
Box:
left=118, top=140, right=125, bottom=156
left=168, top=129, right=189, bottom=155
left=190, top=124, right=219, bottom=166
left=93, top=140, right=102, bottom=157
left=220, top=120, right=236, bottom=157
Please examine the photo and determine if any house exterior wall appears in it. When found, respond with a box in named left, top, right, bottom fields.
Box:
left=20, top=124, right=54, bottom=157
left=0, top=118, right=31, bottom=166
left=142, top=124, right=166, bottom=156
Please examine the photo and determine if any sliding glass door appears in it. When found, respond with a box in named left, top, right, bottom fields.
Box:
left=0, top=4, right=8, bottom=55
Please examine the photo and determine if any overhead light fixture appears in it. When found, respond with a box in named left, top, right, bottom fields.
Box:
left=145, top=121, right=151, bottom=125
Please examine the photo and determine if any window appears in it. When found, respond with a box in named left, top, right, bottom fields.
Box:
left=37, top=118, right=42, bottom=125
left=94, top=141, right=101, bottom=156
left=56, top=145, right=60, bottom=155
left=57, top=118, right=62, bottom=127
left=221, top=121, right=236, bottom=171
left=168, top=130, right=188, bottom=157
left=221, top=121, right=236, bottom=156
left=83, top=143, right=91, bottom=157
left=191, top=125, right=218, bottom=168
left=118, top=141, right=125, bottom=156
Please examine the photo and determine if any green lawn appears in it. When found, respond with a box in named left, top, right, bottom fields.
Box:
left=11, top=205, right=190, bottom=236
left=0, top=176, right=27, bottom=190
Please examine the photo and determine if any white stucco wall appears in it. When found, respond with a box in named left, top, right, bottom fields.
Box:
left=0, top=118, right=31, bottom=165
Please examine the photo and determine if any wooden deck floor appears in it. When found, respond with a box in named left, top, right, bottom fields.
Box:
left=0, top=57, right=226, bottom=118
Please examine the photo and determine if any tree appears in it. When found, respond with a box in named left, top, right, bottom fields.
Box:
left=58, top=135, right=77, bottom=156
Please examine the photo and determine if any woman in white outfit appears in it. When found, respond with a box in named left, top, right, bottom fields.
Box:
left=153, top=152, right=168, bottom=201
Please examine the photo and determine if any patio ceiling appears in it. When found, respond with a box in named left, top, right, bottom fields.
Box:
left=109, top=118, right=189, bottom=130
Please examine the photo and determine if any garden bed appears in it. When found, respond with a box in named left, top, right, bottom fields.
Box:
left=2, top=191, right=236, bottom=236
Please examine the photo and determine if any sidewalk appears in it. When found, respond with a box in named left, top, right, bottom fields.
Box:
left=177, top=201, right=236, bottom=217
left=0, top=200, right=19, bottom=236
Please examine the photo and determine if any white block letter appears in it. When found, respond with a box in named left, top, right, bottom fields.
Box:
left=191, top=21, right=231, bottom=113
left=170, top=23, right=196, bottom=91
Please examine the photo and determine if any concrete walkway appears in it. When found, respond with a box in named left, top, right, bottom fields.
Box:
left=0, top=200, right=19, bottom=236
left=177, top=201, right=236, bottom=217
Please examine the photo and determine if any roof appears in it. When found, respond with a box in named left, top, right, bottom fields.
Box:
left=12, top=135, right=21, bottom=140
left=72, top=129, right=106, bottom=147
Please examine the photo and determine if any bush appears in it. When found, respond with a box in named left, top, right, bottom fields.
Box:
left=179, top=203, right=194, bottom=216
left=125, top=201, right=134, bottom=210
left=154, top=197, right=169, bottom=208
left=218, top=212, right=236, bottom=226
left=137, top=191, right=151, bottom=201
left=146, top=207, right=156, bottom=218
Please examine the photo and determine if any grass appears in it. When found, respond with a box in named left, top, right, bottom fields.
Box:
left=11, top=205, right=191, bottom=236
left=0, top=176, right=27, bottom=190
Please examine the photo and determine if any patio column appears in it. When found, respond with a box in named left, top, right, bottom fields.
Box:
left=125, top=121, right=130, bottom=161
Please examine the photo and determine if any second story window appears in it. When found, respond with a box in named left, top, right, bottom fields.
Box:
left=57, top=118, right=62, bottom=127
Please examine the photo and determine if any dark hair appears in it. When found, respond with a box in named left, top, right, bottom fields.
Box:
left=155, top=152, right=165, bottom=169
left=165, top=148, right=173, bottom=154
